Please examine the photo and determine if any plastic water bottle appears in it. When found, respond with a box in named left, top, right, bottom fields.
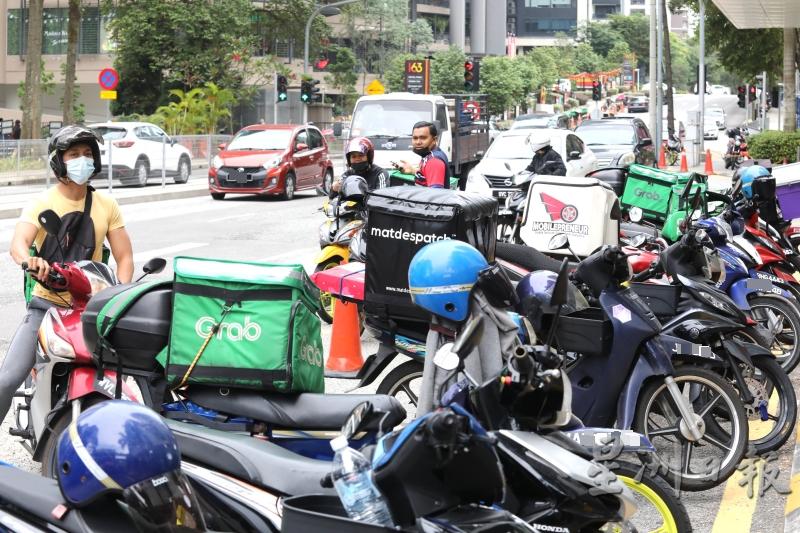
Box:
left=330, top=436, right=394, bottom=527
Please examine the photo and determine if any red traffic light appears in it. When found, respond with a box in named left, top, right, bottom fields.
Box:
left=737, top=86, right=745, bottom=94
left=592, top=80, right=599, bottom=87
left=749, top=86, right=756, bottom=94
left=464, top=61, right=474, bottom=71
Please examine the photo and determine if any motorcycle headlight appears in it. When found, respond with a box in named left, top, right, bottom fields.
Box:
left=84, top=270, right=114, bottom=298
left=617, top=152, right=636, bottom=167
left=698, top=290, right=737, bottom=315
left=41, top=312, right=75, bottom=359
left=212, top=155, right=223, bottom=170
left=318, top=221, right=332, bottom=245
left=262, top=157, right=282, bottom=170
left=335, top=221, right=363, bottom=244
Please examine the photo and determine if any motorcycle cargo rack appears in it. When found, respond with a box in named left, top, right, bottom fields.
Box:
left=552, top=307, right=612, bottom=357
left=628, top=283, right=682, bottom=317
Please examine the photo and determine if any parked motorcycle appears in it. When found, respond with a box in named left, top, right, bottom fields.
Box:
left=724, top=128, right=749, bottom=170
left=664, top=134, right=682, bottom=167
left=10, top=210, right=167, bottom=476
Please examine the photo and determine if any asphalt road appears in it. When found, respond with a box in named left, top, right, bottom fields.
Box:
left=0, top=103, right=795, bottom=531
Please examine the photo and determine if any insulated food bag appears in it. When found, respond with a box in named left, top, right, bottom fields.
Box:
left=620, top=164, right=706, bottom=223
left=158, top=257, right=324, bottom=393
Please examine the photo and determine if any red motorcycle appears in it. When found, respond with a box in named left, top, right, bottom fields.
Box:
left=11, top=209, right=165, bottom=476
left=741, top=211, right=800, bottom=294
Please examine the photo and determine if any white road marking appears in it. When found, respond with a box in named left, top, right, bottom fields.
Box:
left=133, top=242, right=207, bottom=262
left=258, top=247, right=320, bottom=264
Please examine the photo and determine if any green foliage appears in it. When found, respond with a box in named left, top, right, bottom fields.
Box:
left=103, top=0, right=260, bottom=115
left=747, top=131, right=800, bottom=164
left=147, top=82, right=236, bottom=135
left=326, top=45, right=359, bottom=93
left=605, top=42, right=631, bottom=69
left=607, top=14, right=650, bottom=71
left=384, top=53, right=421, bottom=92
left=573, top=43, right=604, bottom=73
left=430, top=46, right=467, bottom=95
left=479, top=56, right=526, bottom=115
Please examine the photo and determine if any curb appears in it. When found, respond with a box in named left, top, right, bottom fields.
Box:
left=0, top=186, right=209, bottom=220
left=783, top=422, right=800, bottom=532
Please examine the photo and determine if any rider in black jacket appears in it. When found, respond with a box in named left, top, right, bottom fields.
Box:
left=330, top=137, right=389, bottom=197
left=525, top=133, right=567, bottom=176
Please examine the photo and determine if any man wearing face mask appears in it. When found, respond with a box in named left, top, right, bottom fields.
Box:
left=399, top=121, right=451, bottom=189
left=330, top=137, right=388, bottom=197
left=1, top=125, right=133, bottom=425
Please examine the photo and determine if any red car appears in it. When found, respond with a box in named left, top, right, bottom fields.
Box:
left=208, top=124, right=333, bottom=200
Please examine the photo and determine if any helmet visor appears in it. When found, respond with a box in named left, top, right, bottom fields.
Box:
left=122, top=471, right=207, bottom=532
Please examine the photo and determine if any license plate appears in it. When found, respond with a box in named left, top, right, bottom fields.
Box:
left=494, top=189, right=515, bottom=198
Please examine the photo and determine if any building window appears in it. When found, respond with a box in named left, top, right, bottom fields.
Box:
left=524, top=0, right=573, bottom=6
left=523, top=17, right=576, bottom=34
left=8, top=7, right=107, bottom=56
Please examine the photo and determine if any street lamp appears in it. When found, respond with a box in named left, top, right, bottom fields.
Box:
left=304, top=0, right=361, bottom=74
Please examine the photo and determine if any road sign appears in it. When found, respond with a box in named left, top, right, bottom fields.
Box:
left=366, top=79, right=385, bottom=95
left=100, top=90, right=117, bottom=100
left=463, top=100, right=480, bottom=121
left=98, top=68, right=119, bottom=91
left=405, top=59, right=430, bottom=95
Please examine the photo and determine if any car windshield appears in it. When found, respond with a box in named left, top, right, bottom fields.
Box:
left=350, top=100, right=432, bottom=138
left=91, top=127, right=126, bottom=141
left=511, top=116, right=553, bottom=129
left=576, top=125, right=635, bottom=146
left=227, top=129, right=293, bottom=151
left=485, top=134, right=534, bottom=159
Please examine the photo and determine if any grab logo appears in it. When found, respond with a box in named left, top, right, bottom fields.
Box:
left=195, top=316, right=262, bottom=342
left=634, top=188, right=661, bottom=200
left=299, top=341, right=324, bottom=368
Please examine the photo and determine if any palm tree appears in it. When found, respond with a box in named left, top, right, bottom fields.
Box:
left=62, top=0, right=81, bottom=125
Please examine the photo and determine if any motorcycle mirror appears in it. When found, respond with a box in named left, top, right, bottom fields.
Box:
left=551, top=258, right=570, bottom=308
left=548, top=233, right=570, bottom=251
left=629, top=206, right=643, bottom=223
left=452, top=315, right=484, bottom=358
left=142, top=257, right=167, bottom=275
left=38, top=209, right=62, bottom=237
left=340, top=401, right=374, bottom=441
left=433, top=342, right=461, bottom=371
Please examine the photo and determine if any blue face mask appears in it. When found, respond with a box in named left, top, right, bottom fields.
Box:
left=65, top=156, right=94, bottom=185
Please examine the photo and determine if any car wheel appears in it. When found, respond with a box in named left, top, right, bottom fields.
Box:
left=211, top=192, right=225, bottom=200
left=282, top=173, right=295, bottom=201
left=319, top=169, right=333, bottom=196
left=174, top=156, right=191, bottom=184
left=134, top=158, right=149, bottom=187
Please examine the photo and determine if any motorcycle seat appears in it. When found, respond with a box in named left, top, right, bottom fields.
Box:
left=0, top=466, right=139, bottom=531
left=620, top=222, right=660, bottom=240
left=167, top=419, right=335, bottom=496
left=184, top=386, right=406, bottom=431
left=495, top=241, right=575, bottom=273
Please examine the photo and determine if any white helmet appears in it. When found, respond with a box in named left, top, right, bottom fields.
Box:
left=527, top=131, right=551, bottom=152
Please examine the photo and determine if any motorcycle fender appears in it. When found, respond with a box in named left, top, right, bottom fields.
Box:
left=67, top=367, right=142, bottom=403
left=617, top=339, right=674, bottom=429
left=356, top=344, right=409, bottom=389
left=722, top=338, right=771, bottom=360
left=728, top=279, right=757, bottom=309
left=314, top=246, right=347, bottom=267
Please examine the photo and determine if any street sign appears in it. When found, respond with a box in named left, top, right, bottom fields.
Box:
left=463, top=100, right=480, bottom=121
left=98, top=68, right=119, bottom=91
left=100, top=90, right=117, bottom=100
left=366, top=79, right=385, bottom=95
left=405, top=59, right=430, bottom=95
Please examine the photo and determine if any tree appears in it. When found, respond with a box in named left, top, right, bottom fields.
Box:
left=480, top=56, right=527, bottom=116
left=104, top=0, right=259, bottom=115
left=661, top=0, right=675, bottom=138
left=62, top=0, right=80, bottom=125
left=605, top=41, right=631, bottom=69
left=384, top=53, right=422, bottom=92
left=582, top=21, right=626, bottom=58
left=430, top=46, right=467, bottom=95
left=326, top=46, right=360, bottom=111
left=783, top=28, right=797, bottom=132
left=607, top=13, right=650, bottom=72
left=22, top=0, right=44, bottom=139
left=574, top=43, right=604, bottom=74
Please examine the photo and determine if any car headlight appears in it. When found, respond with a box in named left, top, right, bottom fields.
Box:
left=617, top=152, right=636, bottom=167
left=41, top=312, right=75, bottom=359
left=698, top=290, right=737, bottom=315
left=212, top=155, right=223, bottom=170
left=465, top=169, right=491, bottom=195
left=262, top=157, right=282, bottom=170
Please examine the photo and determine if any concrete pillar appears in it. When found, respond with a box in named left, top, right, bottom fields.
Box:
left=450, top=0, right=466, bottom=50
left=470, top=0, right=486, bottom=54
left=485, top=0, right=507, bottom=56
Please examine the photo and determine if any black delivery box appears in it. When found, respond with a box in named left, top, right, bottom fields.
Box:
left=364, top=186, right=498, bottom=321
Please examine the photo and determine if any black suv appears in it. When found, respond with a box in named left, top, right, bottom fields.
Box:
left=574, top=117, right=656, bottom=168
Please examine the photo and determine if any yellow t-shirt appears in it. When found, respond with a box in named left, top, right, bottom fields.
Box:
left=20, top=187, right=125, bottom=304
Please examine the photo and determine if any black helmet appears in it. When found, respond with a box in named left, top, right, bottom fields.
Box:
left=48, top=125, right=103, bottom=179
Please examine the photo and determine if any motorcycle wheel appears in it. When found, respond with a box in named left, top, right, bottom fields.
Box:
left=376, top=360, right=424, bottom=424
left=610, top=461, right=693, bottom=533
left=314, top=257, right=344, bottom=324
left=738, top=354, right=796, bottom=454
left=748, top=294, right=800, bottom=373
left=633, top=366, right=748, bottom=492
left=41, top=394, right=107, bottom=478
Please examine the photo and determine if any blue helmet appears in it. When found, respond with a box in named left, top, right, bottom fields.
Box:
left=408, top=240, right=488, bottom=322
left=57, top=401, right=206, bottom=531
left=740, top=165, right=770, bottom=199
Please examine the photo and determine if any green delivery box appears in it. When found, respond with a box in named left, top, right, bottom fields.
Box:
left=620, top=164, right=706, bottom=223
left=159, top=256, right=324, bottom=393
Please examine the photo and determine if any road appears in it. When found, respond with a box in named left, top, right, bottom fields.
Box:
left=0, top=113, right=795, bottom=532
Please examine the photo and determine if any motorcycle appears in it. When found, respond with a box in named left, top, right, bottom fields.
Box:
left=313, top=176, right=367, bottom=323
left=10, top=210, right=166, bottom=476
left=663, top=134, right=682, bottom=167
left=724, top=128, right=749, bottom=170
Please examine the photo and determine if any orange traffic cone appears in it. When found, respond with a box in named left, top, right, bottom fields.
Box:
left=704, top=149, right=714, bottom=174
left=325, top=298, right=364, bottom=377
left=658, top=146, right=667, bottom=169
left=679, top=149, right=688, bottom=172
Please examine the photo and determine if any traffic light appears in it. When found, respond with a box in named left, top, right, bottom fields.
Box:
left=771, top=88, right=779, bottom=108
left=464, top=59, right=480, bottom=92
left=591, top=80, right=601, bottom=101
left=748, top=85, right=757, bottom=103
left=310, top=79, right=321, bottom=102
left=737, top=86, right=745, bottom=108
left=300, top=79, right=320, bottom=105
left=277, top=75, right=288, bottom=103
